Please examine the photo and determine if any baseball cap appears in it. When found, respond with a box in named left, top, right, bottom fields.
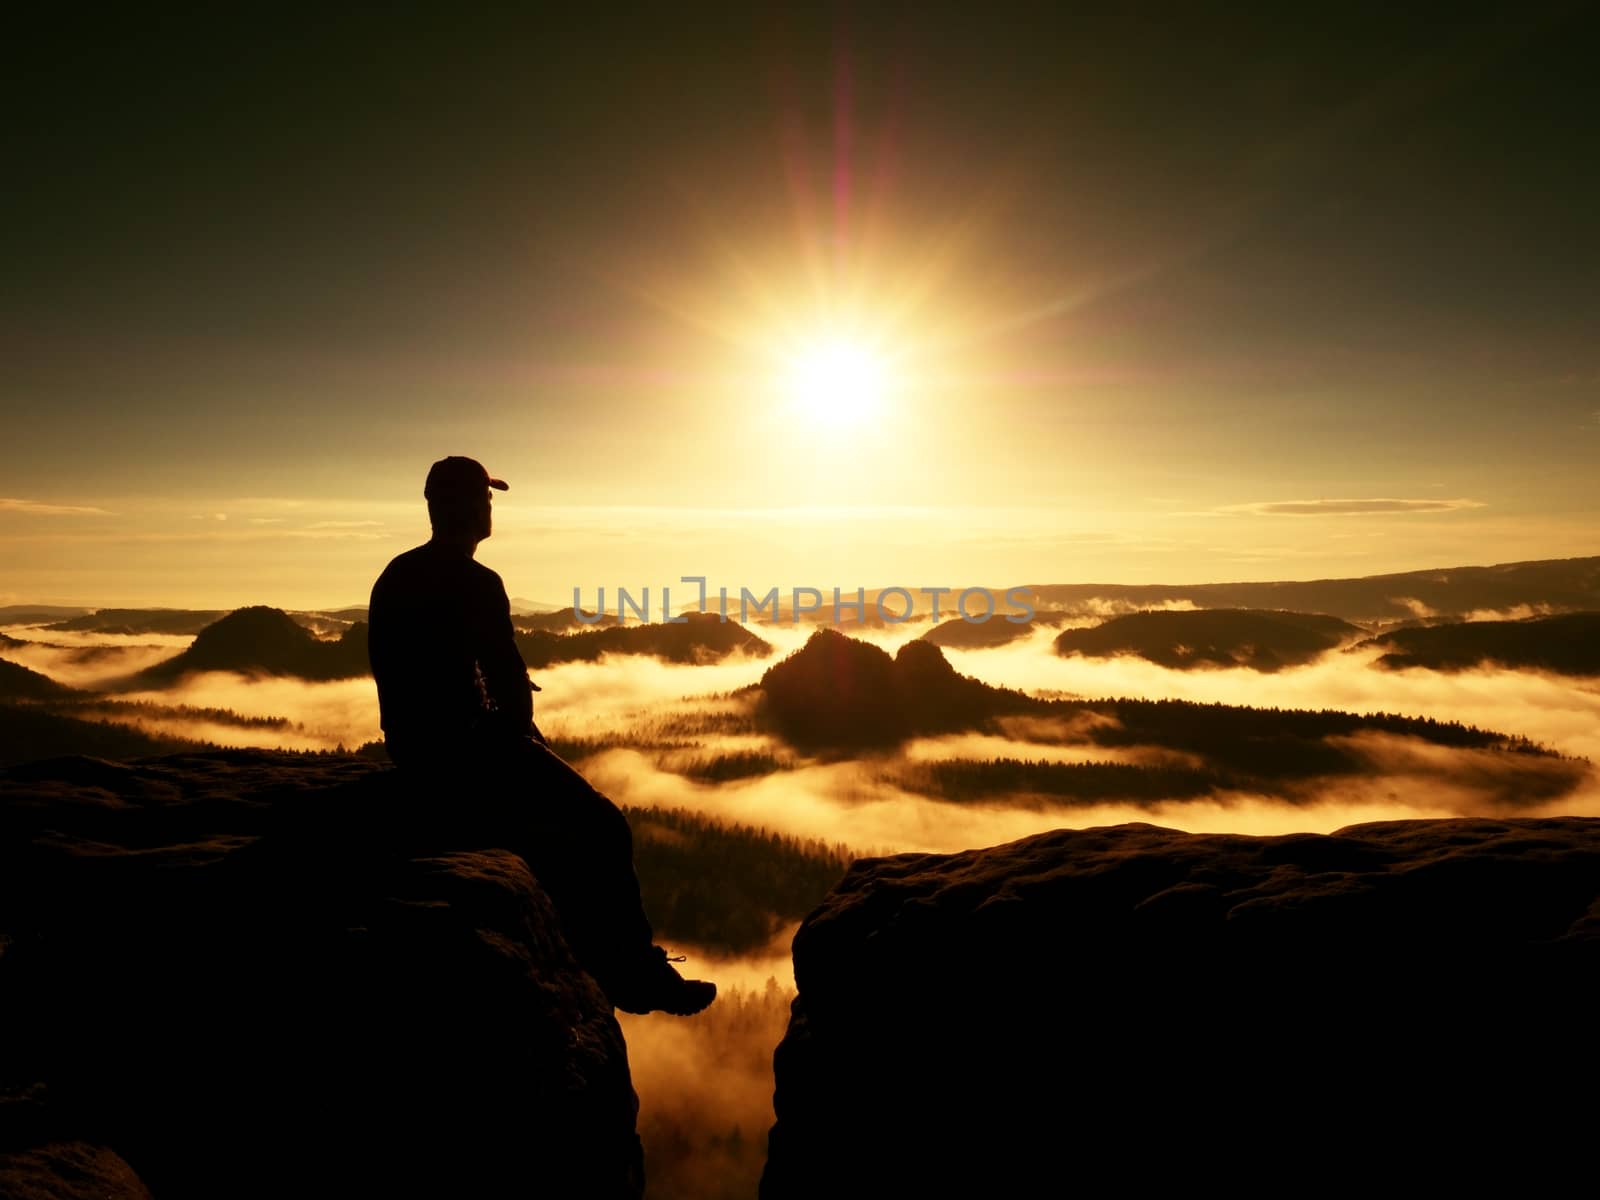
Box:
left=424, top=456, right=509, bottom=500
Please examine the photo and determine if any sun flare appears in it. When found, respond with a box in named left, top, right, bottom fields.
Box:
left=783, top=338, right=888, bottom=426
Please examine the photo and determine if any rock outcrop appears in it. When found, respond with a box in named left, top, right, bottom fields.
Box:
left=763, top=819, right=1600, bottom=1196
left=0, top=750, right=643, bottom=1198
left=759, top=630, right=1034, bottom=749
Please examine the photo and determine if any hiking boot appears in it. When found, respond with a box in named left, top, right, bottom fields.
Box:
left=607, top=947, right=717, bottom=1016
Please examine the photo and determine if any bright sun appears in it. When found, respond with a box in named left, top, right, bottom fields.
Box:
left=783, top=338, right=888, bottom=426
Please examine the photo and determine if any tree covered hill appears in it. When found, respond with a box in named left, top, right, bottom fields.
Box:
left=1053, top=608, right=1363, bottom=671
left=0, top=657, right=77, bottom=701
left=0, top=703, right=213, bottom=767
left=1363, top=611, right=1600, bottom=675
left=512, top=606, right=620, bottom=633
left=627, top=805, right=853, bottom=954
left=920, top=611, right=1070, bottom=649
left=126, top=607, right=370, bottom=685
left=516, top=612, right=772, bottom=669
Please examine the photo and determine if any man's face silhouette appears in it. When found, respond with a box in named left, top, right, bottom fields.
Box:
left=477, top=488, right=493, bottom=542
left=428, top=487, right=492, bottom=549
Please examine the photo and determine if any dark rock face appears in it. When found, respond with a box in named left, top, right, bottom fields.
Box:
left=0, top=751, right=643, bottom=1198
left=0, top=1142, right=152, bottom=1199
left=763, top=819, right=1600, bottom=1196
left=0, top=1086, right=152, bottom=1200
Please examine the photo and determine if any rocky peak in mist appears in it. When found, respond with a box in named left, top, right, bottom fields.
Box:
left=1053, top=607, right=1363, bottom=671
left=758, top=630, right=1032, bottom=749
left=129, top=606, right=370, bottom=684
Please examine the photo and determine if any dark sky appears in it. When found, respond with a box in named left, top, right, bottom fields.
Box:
left=3, top=3, right=1597, bottom=603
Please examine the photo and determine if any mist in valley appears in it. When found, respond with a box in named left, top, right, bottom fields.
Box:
left=0, top=625, right=195, bottom=689
left=8, top=609, right=1596, bottom=833
left=5, top=600, right=1597, bottom=1199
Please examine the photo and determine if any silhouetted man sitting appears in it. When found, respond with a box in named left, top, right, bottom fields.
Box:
left=368, top=455, right=716, bottom=1016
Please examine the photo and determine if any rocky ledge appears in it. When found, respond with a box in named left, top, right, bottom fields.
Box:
left=763, top=818, right=1600, bottom=1196
left=0, top=751, right=643, bottom=1199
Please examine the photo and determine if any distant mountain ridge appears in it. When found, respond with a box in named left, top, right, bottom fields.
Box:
left=0, top=605, right=93, bottom=625
left=37, top=606, right=371, bottom=637
left=1026, top=555, right=1600, bottom=625
left=10, top=554, right=1597, bottom=634
left=43, top=608, right=228, bottom=635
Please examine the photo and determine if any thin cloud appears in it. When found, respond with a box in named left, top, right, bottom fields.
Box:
left=1220, top=498, right=1486, bottom=517
left=307, top=520, right=384, bottom=529
left=0, top=529, right=392, bottom=546
left=282, top=528, right=389, bottom=541
left=0, top=498, right=113, bottom=516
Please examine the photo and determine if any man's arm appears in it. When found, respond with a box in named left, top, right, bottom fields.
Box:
left=476, top=568, right=535, bottom=735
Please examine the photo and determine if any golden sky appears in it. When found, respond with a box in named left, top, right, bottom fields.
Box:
left=3, top=7, right=1597, bottom=607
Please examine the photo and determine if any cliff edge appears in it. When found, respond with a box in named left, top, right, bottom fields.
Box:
left=0, top=750, right=643, bottom=1198
left=763, top=819, right=1600, bottom=1195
